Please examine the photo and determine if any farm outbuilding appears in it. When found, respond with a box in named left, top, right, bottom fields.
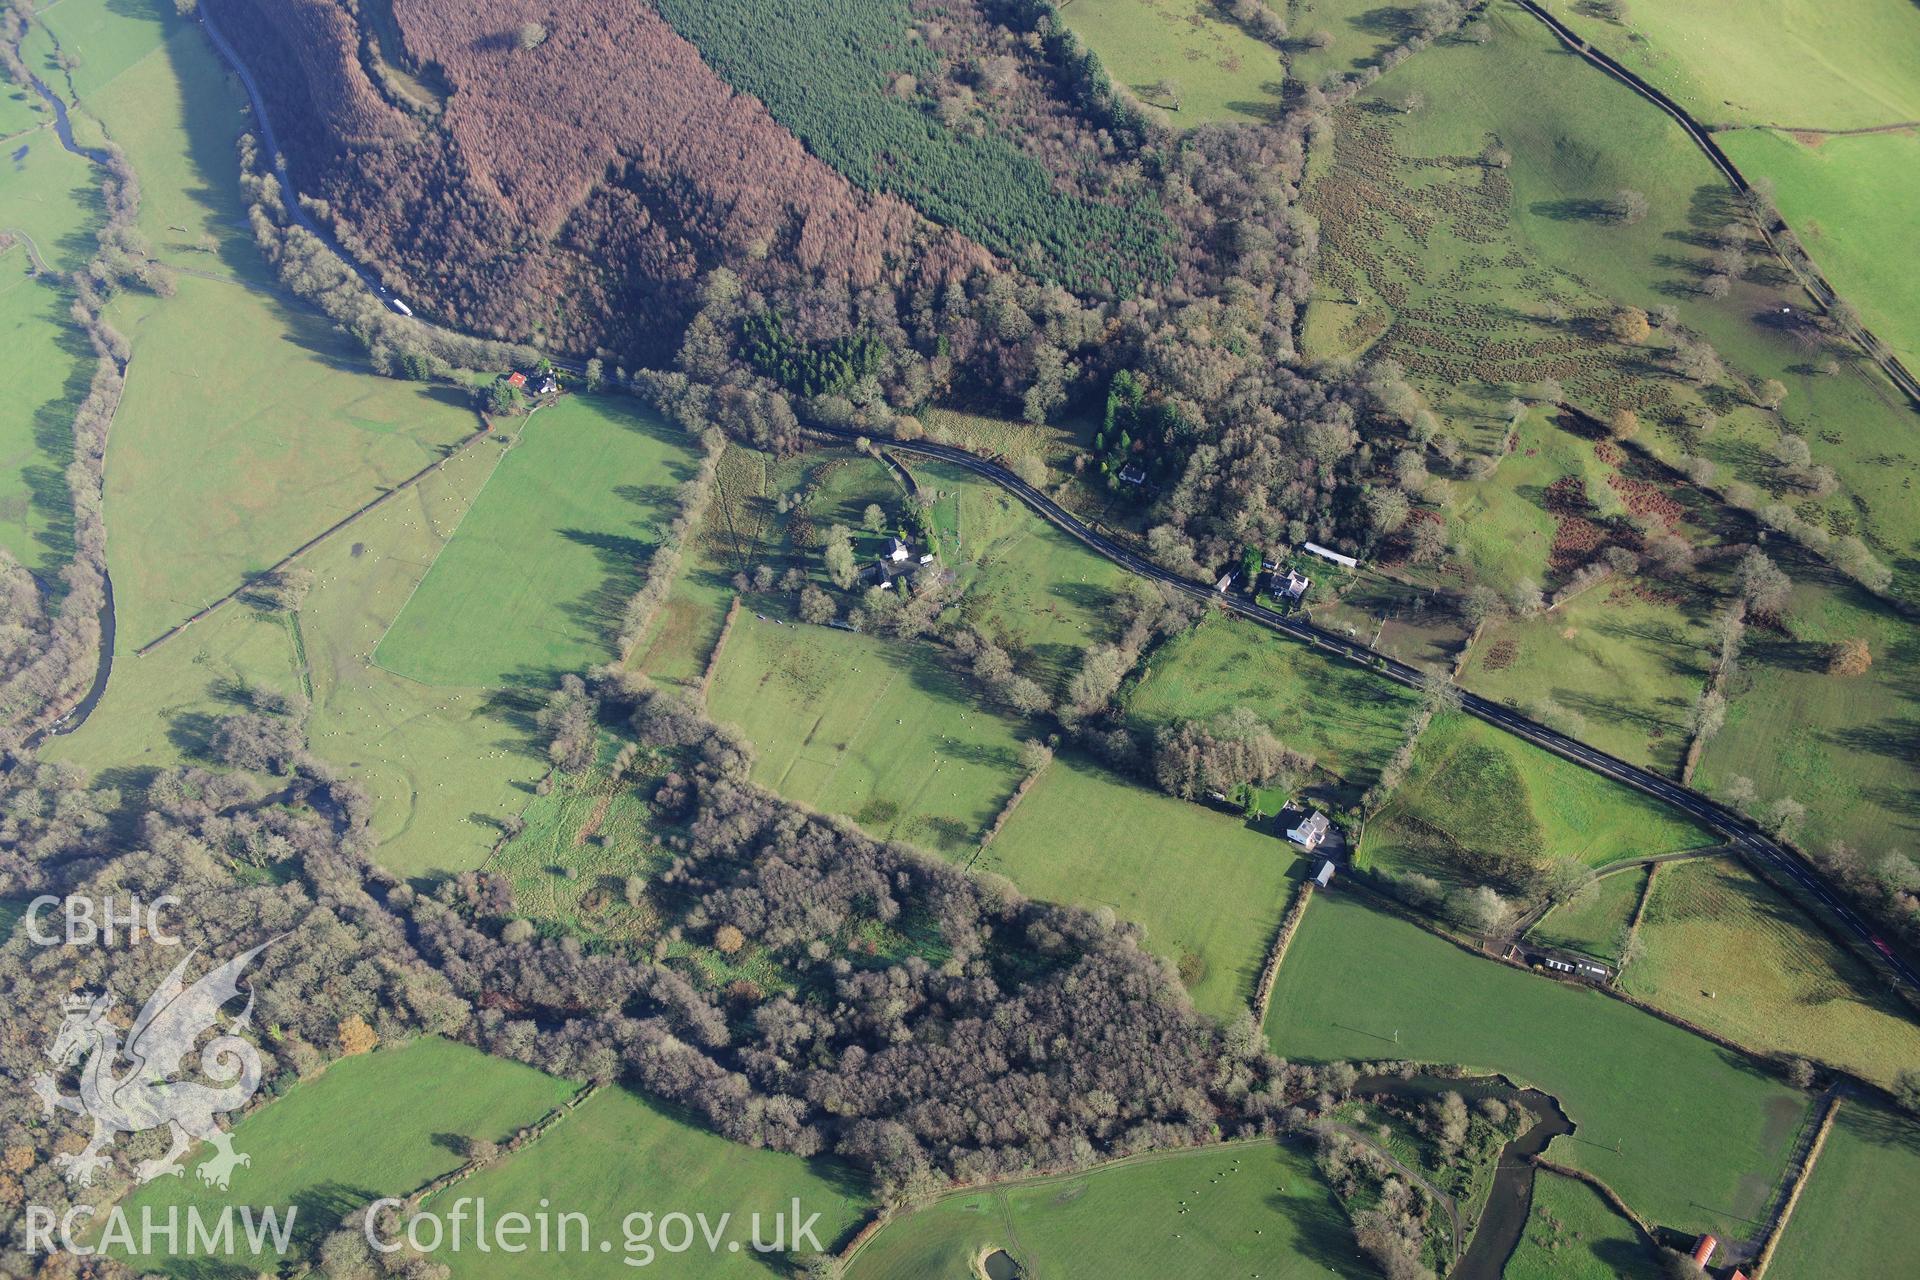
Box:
left=1690, top=1234, right=1717, bottom=1266
left=1302, top=541, right=1358, bottom=569
left=1313, top=859, right=1335, bottom=888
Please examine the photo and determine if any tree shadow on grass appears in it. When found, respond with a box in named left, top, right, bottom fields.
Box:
left=1529, top=198, right=1618, bottom=223
left=554, top=525, right=658, bottom=652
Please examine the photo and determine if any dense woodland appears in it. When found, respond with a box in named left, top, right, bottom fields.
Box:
left=401, top=676, right=1308, bottom=1196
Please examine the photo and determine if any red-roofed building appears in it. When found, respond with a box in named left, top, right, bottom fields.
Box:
left=506, top=371, right=527, bottom=388
left=1690, top=1234, right=1717, bottom=1266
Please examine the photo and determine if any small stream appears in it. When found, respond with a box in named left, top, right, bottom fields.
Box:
left=1355, top=1074, right=1574, bottom=1280
left=19, top=55, right=111, bottom=166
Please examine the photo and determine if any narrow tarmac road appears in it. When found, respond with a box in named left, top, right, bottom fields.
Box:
left=814, top=425, right=1920, bottom=993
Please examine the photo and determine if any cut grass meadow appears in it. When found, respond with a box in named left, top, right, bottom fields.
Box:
left=437, top=1086, right=873, bottom=1280
left=981, top=751, right=1302, bottom=1020
left=1767, top=1100, right=1920, bottom=1280
left=376, top=396, right=695, bottom=688
left=705, top=614, right=1031, bottom=860
left=1263, top=892, right=1811, bottom=1241
left=116, top=1037, right=576, bottom=1276
left=1719, top=124, right=1920, bottom=370
left=1619, top=857, right=1920, bottom=1088
left=845, top=1138, right=1360, bottom=1280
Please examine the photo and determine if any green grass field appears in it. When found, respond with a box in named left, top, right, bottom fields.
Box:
left=1504, top=1169, right=1660, bottom=1280
left=706, top=614, right=1030, bottom=860
left=1461, top=583, right=1715, bottom=775
left=1537, top=0, right=1920, bottom=130
left=1620, top=858, right=1920, bottom=1087
left=102, top=273, right=481, bottom=649
left=0, top=64, right=105, bottom=582
left=0, top=77, right=45, bottom=141
left=1768, top=1101, right=1920, bottom=1280
left=1125, top=612, right=1420, bottom=792
left=39, top=590, right=305, bottom=782
left=438, top=1086, right=873, bottom=1279
left=846, top=1138, right=1364, bottom=1280
left=1055, top=0, right=1288, bottom=124
left=1695, top=569, right=1920, bottom=873
left=20, top=0, right=557, bottom=877
left=1720, top=125, right=1920, bottom=370
left=1538, top=0, right=1920, bottom=372
left=0, top=246, right=88, bottom=582
left=1286, top=0, right=1423, bottom=89
left=1264, top=892, right=1810, bottom=1241
left=51, top=433, right=557, bottom=878
left=79, top=10, right=271, bottom=280
left=26, top=0, right=178, bottom=109
left=1360, top=713, right=1713, bottom=892
left=300, top=440, right=556, bottom=878
left=27, top=1, right=483, bottom=651
left=1527, top=863, right=1647, bottom=965
left=982, top=751, right=1301, bottom=1019
left=118, top=1037, right=576, bottom=1275
left=377, top=397, right=695, bottom=687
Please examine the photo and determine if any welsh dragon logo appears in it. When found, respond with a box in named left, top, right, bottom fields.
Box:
left=32, top=940, right=276, bottom=1190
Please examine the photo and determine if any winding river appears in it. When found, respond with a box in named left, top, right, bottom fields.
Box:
left=1357, top=1075, right=1575, bottom=1280
left=12, top=37, right=117, bottom=750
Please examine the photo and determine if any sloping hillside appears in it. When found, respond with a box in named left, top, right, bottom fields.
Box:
left=205, top=0, right=984, bottom=362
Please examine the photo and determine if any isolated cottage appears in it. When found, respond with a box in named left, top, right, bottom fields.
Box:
left=1282, top=569, right=1311, bottom=599
left=886, top=537, right=911, bottom=563
left=1118, top=462, right=1147, bottom=486
left=1288, top=811, right=1330, bottom=851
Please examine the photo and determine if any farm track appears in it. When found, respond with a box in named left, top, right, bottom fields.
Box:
left=1503, top=844, right=1733, bottom=949
left=805, top=424, right=1920, bottom=996
left=1507, top=0, right=1920, bottom=409
left=1, top=225, right=50, bottom=273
